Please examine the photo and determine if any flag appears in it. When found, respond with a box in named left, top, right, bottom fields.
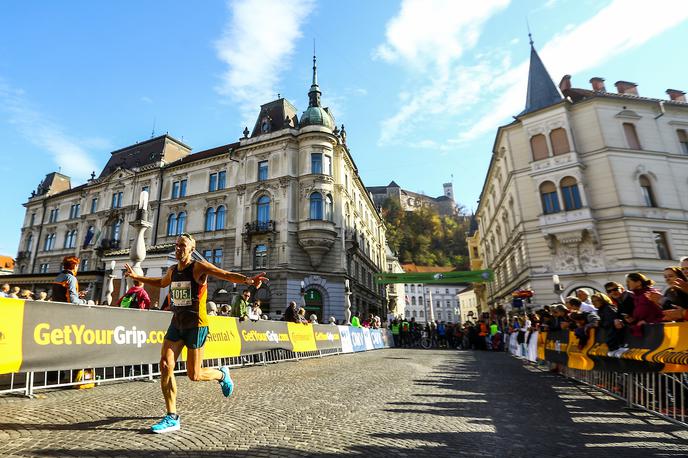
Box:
left=375, top=269, right=494, bottom=285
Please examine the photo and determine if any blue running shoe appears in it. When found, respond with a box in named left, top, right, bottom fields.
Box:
left=219, top=366, right=234, bottom=397
left=151, top=414, right=180, bottom=434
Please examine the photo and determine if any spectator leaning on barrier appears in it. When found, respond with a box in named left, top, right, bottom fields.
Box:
left=605, top=282, right=635, bottom=317
left=206, top=301, right=218, bottom=316
left=0, top=283, right=9, bottom=298
left=591, top=293, right=623, bottom=351
left=36, top=291, right=48, bottom=301
left=624, top=272, right=664, bottom=337
left=231, top=289, right=251, bottom=321
left=248, top=300, right=262, bottom=321
left=283, top=301, right=300, bottom=323
left=52, top=256, right=87, bottom=305
left=8, top=286, right=20, bottom=299
left=117, top=280, right=151, bottom=309
left=328, top=316, right=337, bottom=326
left=351, top=311, right=361, bottom=327
left=19, top=289, right=33, bottom=300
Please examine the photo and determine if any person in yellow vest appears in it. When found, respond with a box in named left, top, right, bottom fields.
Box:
left=124, top=233, right=267, bottom=434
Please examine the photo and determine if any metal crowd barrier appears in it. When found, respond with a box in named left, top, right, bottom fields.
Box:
left=0, top=347, right=343, bottom=398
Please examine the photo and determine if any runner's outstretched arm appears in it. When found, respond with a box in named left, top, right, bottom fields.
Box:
left=194, top=261, right=268, bottom=288
left=123, top=263, right=173, bottom=288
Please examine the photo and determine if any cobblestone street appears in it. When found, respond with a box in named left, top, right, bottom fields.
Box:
left=0, top=349, right=686, bottom=457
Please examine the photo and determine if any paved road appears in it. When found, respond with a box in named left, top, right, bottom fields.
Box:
left=0, top=349, right=686, bottom=457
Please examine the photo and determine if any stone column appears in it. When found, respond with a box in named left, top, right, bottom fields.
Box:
left=128, top=191, right=152, bottom=288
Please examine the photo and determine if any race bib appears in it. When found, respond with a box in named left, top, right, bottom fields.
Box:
left=170, top=281, right=193, bottom=306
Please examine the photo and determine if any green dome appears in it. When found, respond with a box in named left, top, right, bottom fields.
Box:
left=300, top=106, right=335, bottom=129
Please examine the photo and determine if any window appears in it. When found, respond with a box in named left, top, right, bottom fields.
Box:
left=69, top=203, right=80, bottom=219
left=311, top=153, right=322, bottom=174
left=550, top=128, right=570, bottom=156
left=639, top=175, right=656, bottom=207
left=254, top=244, right=267, bottom=269
left=25, top=234, right=33, bottom=251
left=445, top=288, right=449, bottom=294
left=540, top=181, right=560, bottom=214
left=323, top=155, right=332, bottom=176
left=167, top=214, right=177, bottom=236
left=438, top=312, right=443, bottom=321
left=419, top=310, right=424, bottom=317
left=203, top=249, right=212, bottom=261
left=309, top=192, right=323, bottom=219
left=258, top=161, right=268, bottom=181
left=39, top=263, right=50, bottom=273
left=176, top=212, right=186, bottom=234
left=81, top=258, right=89, bottom=271
left=85, top=226, right=95, bottom=246
left=44, top=233, right=56, bottom=251
left=90, top=197, right=98, bottom=213
left=411, top=296, right=416, bottom=305
left=653, top=231, right=671, bottom=260
left=412, top=311, right=417, bottom=318
left=141, top=185, right=149, bottom=194
left=213, top=248, right=223, bottom=266
left=172, top=180, right=186, bottom=198
left=205, top=207, right=216, bottom=232
left=49, top=208, right=59, bottom=223
left=530, top=134, right=549, bottom=161
left=678, top=130, right=688, bottom=154
left=64, top=230, right=77, bottom=249
left=172, top=181, right=180, bottom=199
left=623, top=123, right=641, bottom=150
left=215, top=206, right=226, bottom=230
left=209, top=173, right=218, bottom=192
left=112, top=220, right=122, bottom=241
left=29, top=212, right=35, bottom=226
left=257, top=195, right=270, bottom=224
left=325, top=194, right=333, bottom=221
left=446, top=300, right=451, bottom=307
left=218, top=171, right=226, bottom=189
left=111, top=192, right=123, bottom=208
left=560, top=176, right=582, bottom=211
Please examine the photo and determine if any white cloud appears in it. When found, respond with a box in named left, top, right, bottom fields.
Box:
left=214, top=0, right=315, bottom=126
left=374, top=0, right=511, bottom=144
left=458, top=0, right=688, bottom=142
left=0, top=78, right=102, bottom=181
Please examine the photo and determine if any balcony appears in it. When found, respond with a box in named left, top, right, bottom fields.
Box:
left=99, top=239, right=121, bottom=251
left=538, top=207, right=592, bottom=228
left=243, top=220, right=275, bottom=238
left=529, top=151, right=580, bottom=176
left=298, top=219, right=337, bottom=268
left=538, top=208, right=597, bottom=252
left=16, top=251, right=30, bottom=261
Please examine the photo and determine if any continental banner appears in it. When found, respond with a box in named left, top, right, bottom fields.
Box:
left=0, top=298, right=393, bottom=374
left=537, top=322, right=688, bottom=373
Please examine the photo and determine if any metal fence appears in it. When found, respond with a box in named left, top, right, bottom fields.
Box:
left=561, top=367, right=687, bottom=426
left=0, top=347, right=344, bottom=398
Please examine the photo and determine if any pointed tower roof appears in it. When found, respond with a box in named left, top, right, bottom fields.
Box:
left=519, top=34, right=562, bottom=116
left=300, top=53, right=335, bottom=130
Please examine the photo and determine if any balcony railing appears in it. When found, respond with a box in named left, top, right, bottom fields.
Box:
left=16, top=251, right=30, bottom=261
left=243, top=220, right=275, bottom=237
left=99, top=239, right=121, bottom=250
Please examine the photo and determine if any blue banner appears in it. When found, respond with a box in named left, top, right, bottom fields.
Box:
left=349, top=327, right=367, bottom=352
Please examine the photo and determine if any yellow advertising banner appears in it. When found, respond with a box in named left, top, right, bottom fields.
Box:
left=0, top=298, right=25, bottom=373
left=203, top=316, right=242, bottom=359
left=287, top=322, right=317, bottom=353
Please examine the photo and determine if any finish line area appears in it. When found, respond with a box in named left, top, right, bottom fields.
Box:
left=0, top=350, right=686, bottom=458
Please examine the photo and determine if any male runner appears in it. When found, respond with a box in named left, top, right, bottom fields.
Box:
left=124, top=233, right=267, bottom=433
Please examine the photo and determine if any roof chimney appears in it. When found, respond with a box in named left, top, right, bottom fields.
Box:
left=559, top=75, right=571, bottom=93
left=589, top=77, right=606, bottom=92
left=615, top=80, right=638, bottom=96
left=666, top=89, right=686, bottom=102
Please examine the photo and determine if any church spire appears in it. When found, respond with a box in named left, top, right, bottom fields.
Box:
left=519, top=32, right=562, bottom=116
left=308, top=53, right=322, bottom=108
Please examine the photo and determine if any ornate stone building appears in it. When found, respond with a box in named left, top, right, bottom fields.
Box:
left=13, top=57, right=389, bottom=321
left=476, top=39, right=688, bottom=311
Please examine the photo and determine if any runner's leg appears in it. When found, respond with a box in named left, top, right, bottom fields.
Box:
left=186, top=345, right=223, bottom=381
left=160, top=338, right=184, bottom=414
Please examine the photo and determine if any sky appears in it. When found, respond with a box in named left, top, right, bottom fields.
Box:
left=1, top=0, right=687, bottom=256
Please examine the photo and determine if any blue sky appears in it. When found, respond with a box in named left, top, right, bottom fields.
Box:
left=1, top=0, right=687, bottom=257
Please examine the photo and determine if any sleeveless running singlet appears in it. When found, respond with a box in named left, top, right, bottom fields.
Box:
left=169, top=261, right=208, bottom=329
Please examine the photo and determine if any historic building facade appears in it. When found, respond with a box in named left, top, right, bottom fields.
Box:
left=13, top=57, right=389, bottom=321
left=401, top=264, right=467, bottom=323
left=476, top=40, right=688, bottom=311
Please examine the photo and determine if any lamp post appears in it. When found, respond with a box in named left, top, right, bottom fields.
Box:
left=300, top=280, right=306, bottom=311
left=105, top=260, right=116, bottom=306
left=344, top=279, right=352, bottom=324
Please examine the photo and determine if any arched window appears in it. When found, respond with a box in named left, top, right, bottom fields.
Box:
left=254, top=244, right=267, bottom=269
left=176, top=212, right=186, bottom=234
left=412, top=310, right=417, bottom=318
left=411, top=296, right=416, bottom=305
left=216, top=206, right=226, bottom=230
left=325, top=194, right=333, bottom=221
left=639, top=175, right=656, bottom=207
left=25, top=233, right=33, bottom=252
left=419, top=310, right=424, bottom=317
left=309, top=192, right=323, bottom=219
left=623, top=123, right=641, bottom=150
left=540, top=181, right=560, bottom=214
left=205, top=207, right=216, bottom=232
left=530, top=134, right=549, bottom=161
left=550, top=128, right=570, bottom=156
left=560, top=176, right=582, bottom=211
left=167, top=214, right=177, bottom=236
left=257, top=196, right=270, bottom=226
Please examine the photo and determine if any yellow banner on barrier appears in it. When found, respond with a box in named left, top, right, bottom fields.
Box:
left=287, top=322, right=317, bottom=353
left=204, top=316, right=242, bottom=359
left=0, top=298, right=25, bottom=373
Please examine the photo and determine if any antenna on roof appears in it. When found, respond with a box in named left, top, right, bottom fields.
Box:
left=526, top=17, right=534, bottom=47
left=151, top=117, right=156, bottom=138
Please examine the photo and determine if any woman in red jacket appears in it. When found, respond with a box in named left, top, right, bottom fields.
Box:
left=624, top=272, right=663, bottom=337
